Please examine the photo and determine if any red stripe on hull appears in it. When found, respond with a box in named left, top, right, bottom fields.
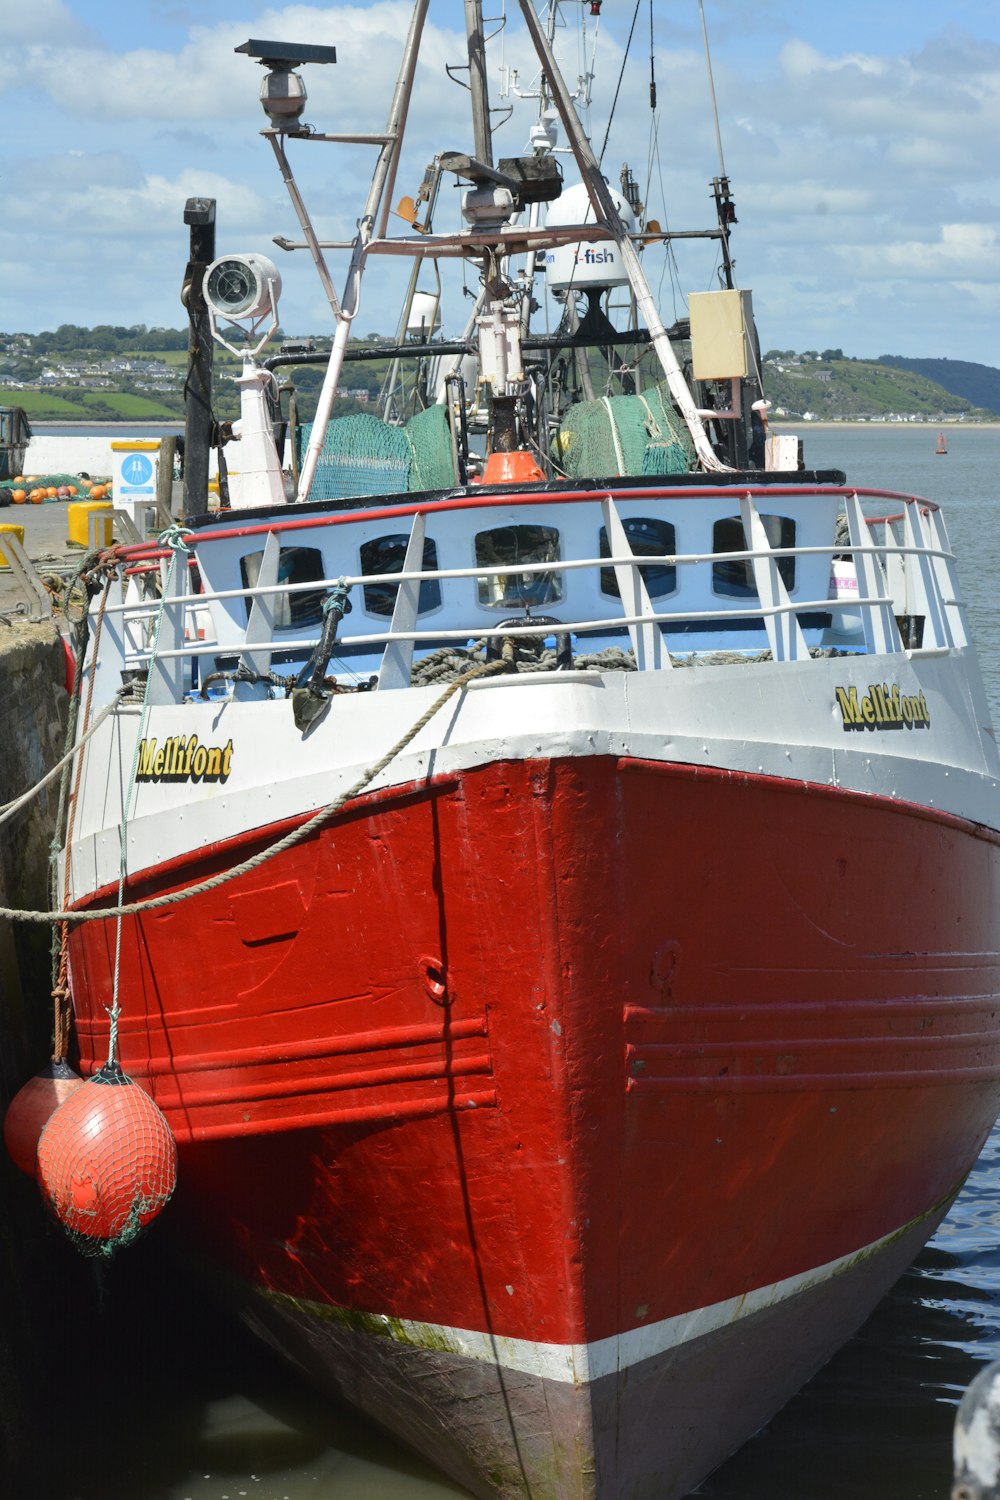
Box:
left=67, top=755, right=1000, bottom=1492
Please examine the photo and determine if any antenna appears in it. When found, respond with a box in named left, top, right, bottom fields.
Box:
left=234, top=38, right=338, bottom=131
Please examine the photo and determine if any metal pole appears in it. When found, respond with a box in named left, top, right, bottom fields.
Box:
left=181, top=198, right=216, bottom=515
left=297, top=0, right=430, bottom=501
left=464, top=0, right=494, bottom=166
left=156, top=434, right=177, bottom=526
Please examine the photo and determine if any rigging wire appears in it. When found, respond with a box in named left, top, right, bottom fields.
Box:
left=646, top=115, right=682, bottom=324
left=637, top=2, right=682, bottom=325
left=596, top=0, right=642, bottom=167
left=697, top=0, right=728, bottom=183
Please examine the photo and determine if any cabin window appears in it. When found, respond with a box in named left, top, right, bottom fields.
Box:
left=475, top=525, right=563, bottom=610
left=360, top=534, right=442, bottom=616
left=240, top=545, right=326, bottom=629
left=599, top=517, right=677, bottom=598
left=712, top=515, right=796, bottom=597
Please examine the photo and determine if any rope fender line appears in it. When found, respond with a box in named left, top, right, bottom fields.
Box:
left=0, top=657, right=509, bottom=928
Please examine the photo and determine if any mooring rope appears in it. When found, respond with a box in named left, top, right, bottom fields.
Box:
left=0, top=657, right=508, bottom=928
left=105, top=533, right=189, bottom=1059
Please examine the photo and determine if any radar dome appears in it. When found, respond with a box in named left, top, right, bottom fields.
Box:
left=544, top=183, right=636, bottom=293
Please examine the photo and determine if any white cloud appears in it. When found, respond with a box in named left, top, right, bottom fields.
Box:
left=847, top=223, right=998, bottom=279
left=0, top=3, right=998, bottom=364
left=779, top=39, right=888, bottom=80
left=0, top=0, right=89, bottom=45
left=3, top=4, right=463, bottom=126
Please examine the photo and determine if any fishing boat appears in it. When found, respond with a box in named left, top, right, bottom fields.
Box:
left=36, top=4, right=1000, bottom=1497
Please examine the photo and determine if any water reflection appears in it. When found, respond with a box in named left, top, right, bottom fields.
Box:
left=44, top=1238, right=471, bottom=1500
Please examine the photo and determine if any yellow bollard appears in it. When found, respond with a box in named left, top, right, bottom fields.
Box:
left=67, top=501, right=113, bottom=548
left=0, top=523, right=25, bottom=568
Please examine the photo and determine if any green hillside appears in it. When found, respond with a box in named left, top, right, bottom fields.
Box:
left=762, top=352, right=998, bottom=421
left=3, top=326, right=997, bottom=423
left=878, top=356, right=1000, bottom=415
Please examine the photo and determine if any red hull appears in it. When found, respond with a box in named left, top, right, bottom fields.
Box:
left=68, top=756, right=1000, bottom=1496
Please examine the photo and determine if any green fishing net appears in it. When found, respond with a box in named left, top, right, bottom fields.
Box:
left=554, top=384, right=694, bottom=479
left=298, top=404, right=456, bottom=501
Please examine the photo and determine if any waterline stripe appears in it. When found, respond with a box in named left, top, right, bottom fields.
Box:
left=260, top=1197, right=947, bottom=1385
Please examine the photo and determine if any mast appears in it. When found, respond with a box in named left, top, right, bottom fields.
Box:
left=465, top=0, right=494, bottom=167
left=515, top=0, right=726, bottom=472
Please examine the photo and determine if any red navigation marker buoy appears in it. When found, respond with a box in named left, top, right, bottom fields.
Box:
left=3, top=1059, right=84, bottom=1177
left=37, top=1061, right=177, bottom=1256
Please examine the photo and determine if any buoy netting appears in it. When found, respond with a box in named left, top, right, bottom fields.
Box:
left=37, top=1062, right=177, bottom=1258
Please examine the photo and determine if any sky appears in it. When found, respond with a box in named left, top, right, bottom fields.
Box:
left=1, top=0, right=998, bottom=366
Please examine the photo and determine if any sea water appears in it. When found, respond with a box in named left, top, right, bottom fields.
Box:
left=45, top=425, right=1000, bottom=1500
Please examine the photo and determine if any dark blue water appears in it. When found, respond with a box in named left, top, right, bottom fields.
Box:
left=46, top=424, right=1000, bottom=1500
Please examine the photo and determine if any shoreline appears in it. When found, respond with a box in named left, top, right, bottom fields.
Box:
left=30, top=419, right=183, bottom=429
left=771, top=419, right=1000, bottom=431
left=28, top=418, right=1000, bottom=432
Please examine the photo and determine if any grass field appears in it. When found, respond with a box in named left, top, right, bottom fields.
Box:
left=13, top=389, right=93, bottom=418
left=11, top=386, right=181, bottom=422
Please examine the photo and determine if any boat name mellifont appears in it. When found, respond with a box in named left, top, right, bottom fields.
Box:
left=835, top=684, right=930, bottom=732
left=135, top=735, right=234, bottom=783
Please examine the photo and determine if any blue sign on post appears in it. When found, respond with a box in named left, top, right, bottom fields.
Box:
left=112, top=441, right=160, bottom=530
left=121, top=453, right=154, bottom=489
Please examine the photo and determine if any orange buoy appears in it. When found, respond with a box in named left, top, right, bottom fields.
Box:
left=3, top=1059, right=84, bottom=1177
left=37, top=1061, right=177, bottom=1256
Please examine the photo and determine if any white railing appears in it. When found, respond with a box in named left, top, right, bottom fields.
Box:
left=88, top=486, right=969, bottom=705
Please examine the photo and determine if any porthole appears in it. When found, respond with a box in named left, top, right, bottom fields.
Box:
left=475, top=524, right=562, bottom=610
left=240, top=546, right=325, bottom=629
left=361, top=534, right=441, bottom=616
left=712, top=515, right=795, bottom=597
left=599, top=516, right=676, bottom=598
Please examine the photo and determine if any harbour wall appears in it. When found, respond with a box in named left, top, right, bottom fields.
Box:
left=25, top=433, right=129, bottom=477
left=26, top=432, right=273, bottom=483
left=0, top=622, right=72, bottom=1485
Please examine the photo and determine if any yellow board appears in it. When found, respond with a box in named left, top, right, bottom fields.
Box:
left=0, top=523, right=25, bottom=568
left=68, top=500, right=114, bottom=548
left=689, top=288, right=754, bottom=380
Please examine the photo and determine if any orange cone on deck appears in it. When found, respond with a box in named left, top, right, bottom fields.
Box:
left=481, top=449, right=546, bottom=485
